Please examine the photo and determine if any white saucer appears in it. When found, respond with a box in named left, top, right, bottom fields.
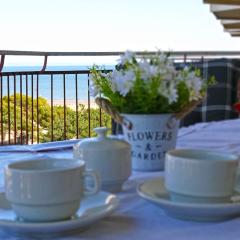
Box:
left=0, top=191, right=119, bottom=237
left=137, top=177, right=240, bottom=222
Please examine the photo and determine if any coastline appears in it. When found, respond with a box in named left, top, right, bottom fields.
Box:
left=47, top=99, right=99, bottom=109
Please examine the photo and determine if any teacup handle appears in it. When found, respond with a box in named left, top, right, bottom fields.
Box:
left=83, top=170, right=101, bottom=196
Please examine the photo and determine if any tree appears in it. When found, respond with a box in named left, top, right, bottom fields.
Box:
left=0, top=94, right=112, bottom=144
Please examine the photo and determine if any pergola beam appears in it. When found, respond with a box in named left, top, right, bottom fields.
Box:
left=224, top=28, right=240, bottom=33
left=204, top=1, right=240, bottom=36
left=221, top=20, right=240, bottom=29
left=231, top=33, right=240, bottom=36
left=204, top=0, right=240, bottom=5
left=210, top=4, right=240, bottom=19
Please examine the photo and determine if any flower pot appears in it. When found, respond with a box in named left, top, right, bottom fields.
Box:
left=121, top=114, right=180, bottom=171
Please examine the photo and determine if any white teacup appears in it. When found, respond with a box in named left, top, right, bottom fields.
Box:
left=4, top=158, right=100, bottom=222
left=165, top=149, right=239, bottom=204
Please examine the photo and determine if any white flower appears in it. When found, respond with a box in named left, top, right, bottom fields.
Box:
left=89, top=50, right=207, bottom=113
left=139, top=60, right=158, bottom=81
left=182, top=68, right=203, bottom=101
left=158, top=52, right=168, bottom=62
left=118, top=50, right=135, bottom=65
left=168, top=82, right=178, bottom=103
left=158, top=81, right=178, bottom=104
left=158, top=63, right=177, bottom=82
left=109, top=70, right=123, bottom=93
left=111, top=69, right=135, bottom=96
left=89, top=75, right=100, bottom=97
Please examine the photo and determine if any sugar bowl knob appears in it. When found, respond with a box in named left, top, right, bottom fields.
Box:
left=93, top=127, right=109, bottom=139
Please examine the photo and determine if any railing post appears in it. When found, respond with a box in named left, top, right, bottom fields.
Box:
left=184, top=53, right=187, bottom=64
left=0, top=54, right=5, bottom=72
left=40, top=55, right=48, bottom=72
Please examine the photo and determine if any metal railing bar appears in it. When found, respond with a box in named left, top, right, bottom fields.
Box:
left=31, top=75, right=34, bottom=144
left=87, top=73, right=91, bottom=137
left=0, top=55, right=5, bottom=73
left=25, top=75, right=28, bottom=144
left=75, top=73, right=79, bottom=139
left=7, top=76, right=10, bottom=144
left=51, top=74, right=54, bottom=142
left=63, top=74, right=66, bottom=140
left=0, top=76, right=3, bottom=144
left=20, top=75, right=23, bottom=144
left=2, top=50, right=240, bottom=57
left=99, top=94, right=102, bottom=127
left=13, top=75, right=16, bottom=144
left=40, top=55, right=48, bottom=72
left=36, top=75, right=39, bottom=143
left=184, top=54, right=187, bottom=64
left=0, top=70, right=91, bottom=76
left=0, top=50, right=240, bottom=81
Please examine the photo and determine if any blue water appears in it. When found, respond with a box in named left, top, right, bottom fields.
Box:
left=0, top=66, right=114, bottom=100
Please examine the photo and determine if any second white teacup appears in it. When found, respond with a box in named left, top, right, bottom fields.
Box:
left=4, top=158, right=100, bottom=222
left=165, top=149, right=239, bottom=204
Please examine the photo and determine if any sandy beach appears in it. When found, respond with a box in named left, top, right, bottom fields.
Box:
left=47, top=99, right=99, bottom=109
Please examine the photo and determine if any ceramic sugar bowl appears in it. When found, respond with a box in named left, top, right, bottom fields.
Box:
left=73, top=127, right=131, bottom=193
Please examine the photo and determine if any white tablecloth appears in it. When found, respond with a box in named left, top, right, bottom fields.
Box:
left=0, top=119, right=240, bottom=240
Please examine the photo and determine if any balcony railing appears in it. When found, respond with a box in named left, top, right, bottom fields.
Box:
left=1, top=50, right=240, bottom=145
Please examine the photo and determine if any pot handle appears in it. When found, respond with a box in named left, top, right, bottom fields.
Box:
left=122, top=117, right=133, bottom=130
left=166, top=115, right=178, bottom=130
left=95, top=97, right=132, bottom=129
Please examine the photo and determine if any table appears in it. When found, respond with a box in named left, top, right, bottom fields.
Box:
left=0, top=118, right=240, bottom=240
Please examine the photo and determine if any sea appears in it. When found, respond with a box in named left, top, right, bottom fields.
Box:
left=0, top=66, right=114, bottom=101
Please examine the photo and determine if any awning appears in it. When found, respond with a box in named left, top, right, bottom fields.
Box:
left=204, top=0, right=240, bottom=36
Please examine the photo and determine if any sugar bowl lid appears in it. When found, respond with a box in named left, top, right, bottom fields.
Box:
left=74, top=127, right=130, bottom=151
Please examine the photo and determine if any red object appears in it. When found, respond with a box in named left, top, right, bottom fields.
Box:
left=234, top=103, right=240, bottom=113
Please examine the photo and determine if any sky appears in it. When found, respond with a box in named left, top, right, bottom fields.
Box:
left=1, top=0, right=240, bottom=65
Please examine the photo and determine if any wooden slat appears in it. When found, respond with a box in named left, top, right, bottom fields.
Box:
left=224, top=29, right=240, bottom=33
left=215, top=10, right=240, bottom=19
left=204, top=0, right=240, bottom=5
left=211, top=5, right=240, bottom=19
left=211, top=4, right=240, bottom=11
left=221, top=20, right=240, bottom=34
left=224, top=23, right=240, bottom=28
left=221, top=20, right=240, bottom=23
left=231, top=33, right=240, bottom=36
left=222, top=21, right=240, bottom=28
